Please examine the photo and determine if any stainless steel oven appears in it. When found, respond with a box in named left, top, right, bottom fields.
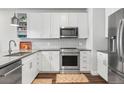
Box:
left=60, top=48, right=80, bottom=71
left=0, top=60, right=23, bottom=84
left=60, top=27, right=78, bottom=38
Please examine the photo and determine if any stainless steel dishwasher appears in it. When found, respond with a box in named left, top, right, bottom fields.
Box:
left=0, top=60, right=23, bottom=84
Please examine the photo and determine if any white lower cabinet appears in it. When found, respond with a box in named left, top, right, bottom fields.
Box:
left=36, top=52, right=42, bottom=72
left=22, top=51, right=60, bottom=83
left=80, top=51, right=91, bottom=72
left=40, top=51, right=60, bottom=72
left=22, top=52, right=40, bottom=84
left=97, top=52, right=108, bottom=81
left=40, top=52, right=51, bottom=71
left=22, top=59, right=31, bottom=84
left=50, top=51, right=60, bottom=71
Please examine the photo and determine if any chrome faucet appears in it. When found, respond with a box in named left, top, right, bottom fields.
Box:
left=8, top=40, right=17, bottom=55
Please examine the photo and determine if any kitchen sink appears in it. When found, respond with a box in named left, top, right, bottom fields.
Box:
left=4, top=52, right=31, bottom=57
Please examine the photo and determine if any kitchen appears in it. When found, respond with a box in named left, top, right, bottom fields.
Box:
left=0, top=8, right=122, bottom=84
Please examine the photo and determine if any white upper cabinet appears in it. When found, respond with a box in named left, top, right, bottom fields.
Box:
left=105, top=8, right=120, bottom=38
left=68, top=13, right=78, bottom=27
left=41, top=13, right=51, bottom=38
left=27, top=12, right=88, bottom=38
left=27, top=13, right=42, bottom=38
left=59, top=13, right=68, bottom=27
left=27, top=13, right=51, bottom=38
left=50, top=13, right=60, bottom=38
left=78, top=13, right=88, bottom=38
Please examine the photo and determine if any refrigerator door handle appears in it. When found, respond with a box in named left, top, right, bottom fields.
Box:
left=119, top=19, right=124, bottom=59
left=117, top=20, right=122, bottom=57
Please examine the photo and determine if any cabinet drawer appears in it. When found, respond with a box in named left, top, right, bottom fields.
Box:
left=80, top=66, right=89, bottom=71
left=80, top=56, right=88, bottom=59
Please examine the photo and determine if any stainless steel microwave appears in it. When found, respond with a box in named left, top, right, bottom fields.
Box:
left=60, top=27, right=78, bottom=38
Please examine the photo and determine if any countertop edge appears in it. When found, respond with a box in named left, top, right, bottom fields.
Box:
left=0, top=50, right=41, bottom=69
left=97, top=50, right=108, bottom=54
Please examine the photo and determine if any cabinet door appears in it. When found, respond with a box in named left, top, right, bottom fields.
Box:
left=68, top=13, right=78, bottom=27
left=102, top=53, right=108, bottom=81
left=22, top=53, right=39, bottom=84
left=22, top=61, right=31, bottom=84
left=27, top=13, right=42, bottom=38
left=50, top=13, right=60, bottom=38
left=97, top=52, right=108, bottom=81
left=40, top=13, right=51, bottom=38
left=36, top=52, right=42, bottom=72
left=31, top=53, right=38, bottom=80
left=78, top=13, right=88, bottom=38
left=27, top=13, right=51, bottom=38
left=97, top=52, right=103, bottom=75
left=41, top=52, right=51, bottom=71
left=80, top=51, right=90, bottom=72
left=50, top=51, right=60, bottom=71
left=59, top=13, right=68, bottom=27
left=22, top=56, right=33, bottom=84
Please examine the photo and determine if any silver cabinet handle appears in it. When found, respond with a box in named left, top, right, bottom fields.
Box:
left=0, top=64, right=23, bottom=77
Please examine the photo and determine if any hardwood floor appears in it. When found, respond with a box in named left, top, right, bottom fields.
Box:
left=33, top=73, right=107, bottom=84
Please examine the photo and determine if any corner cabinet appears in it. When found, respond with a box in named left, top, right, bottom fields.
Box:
left=27, top=12, right=88, bottom=38
left=105, top=8, right=120, bottom=38
left=40, top=51, right=60, bottom=72
left=97, top=52, right=108, bottom=81
left=80, top=51, right=91, bottom=72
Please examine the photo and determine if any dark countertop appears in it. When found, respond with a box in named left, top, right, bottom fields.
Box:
left=97, top=50, right=108, bottom=54
left=39, top=49, right=60, bottom=51
left=0, top=48, right=91, bottom=68
left=79, top=49, right=91, bottom=51
left=39, top=48, right=91, bottom=51
left=0, top=50, right=41, bottom=69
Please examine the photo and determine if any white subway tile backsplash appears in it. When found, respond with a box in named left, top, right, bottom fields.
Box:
left=21, top=39, right=86, bottom=50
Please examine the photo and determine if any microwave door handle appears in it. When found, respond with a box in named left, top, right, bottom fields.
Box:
left=117, top=20, right=122, bottom=57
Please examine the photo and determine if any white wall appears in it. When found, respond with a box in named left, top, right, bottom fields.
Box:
left=0, top=11, right=20, bottom=53
left=88, top=8, right=107, bottom=75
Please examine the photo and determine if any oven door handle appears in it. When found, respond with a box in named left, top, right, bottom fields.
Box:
left=0, top=64, right=23, bottom=77
left=60, top=54, right=79, bottom=56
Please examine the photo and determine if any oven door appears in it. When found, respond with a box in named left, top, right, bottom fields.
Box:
left=60, top=53, right=80, bottom=70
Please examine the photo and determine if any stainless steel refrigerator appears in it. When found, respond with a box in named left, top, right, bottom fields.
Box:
left=108, top=8, right=124, bottom=83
